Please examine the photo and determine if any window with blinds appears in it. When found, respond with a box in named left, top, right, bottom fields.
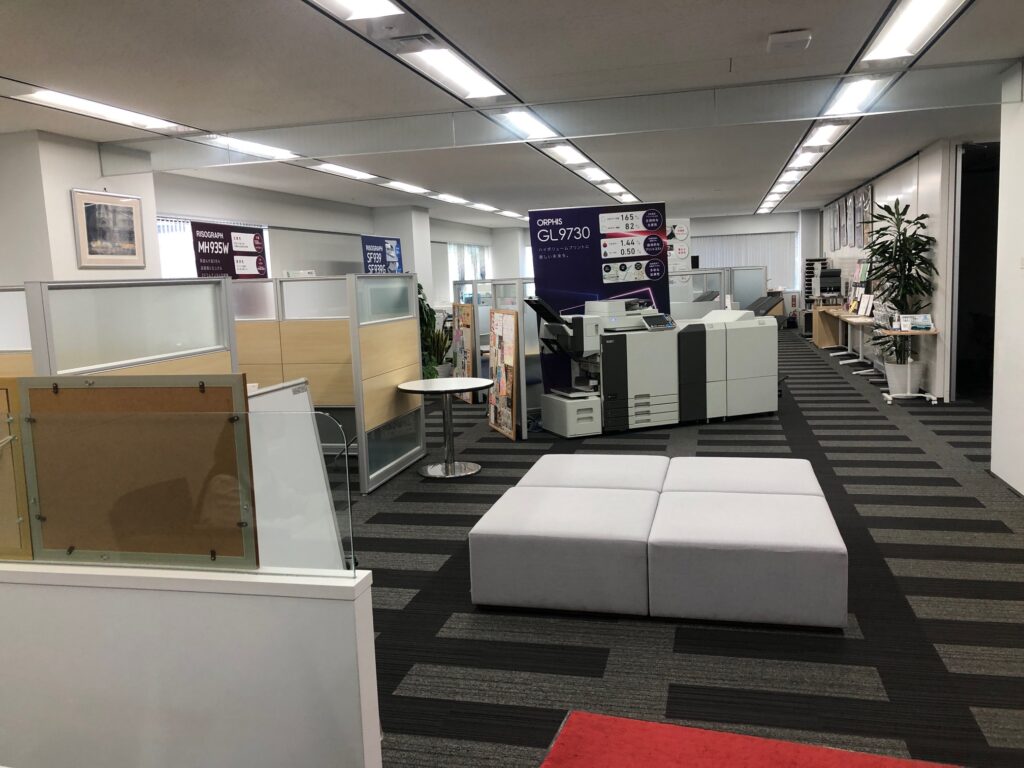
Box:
left=690, top=232, right=799, bottom=290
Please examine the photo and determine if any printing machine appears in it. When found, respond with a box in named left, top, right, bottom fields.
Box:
left=528, top=298, right=777, bottom=437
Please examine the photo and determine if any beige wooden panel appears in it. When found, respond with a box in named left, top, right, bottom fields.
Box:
left=280, top=320, right=351, bottom=365
left=239, top=364, right=285, bottom=389
left=0, top=352, right=34, bottom=377
left=235, top=321, right=282, bottom=365
left=358, top=319, right=419, bottom=380
left=283, top=363, right=354, bottom=406
left=103, top=351, right=233, bottom=377
left=0, top=382, right=32, bottom=559
left=362, top=363, right=422, bottom=431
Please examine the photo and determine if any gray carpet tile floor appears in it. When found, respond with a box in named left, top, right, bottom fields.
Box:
left=329, top=329, right=1023, bottom=768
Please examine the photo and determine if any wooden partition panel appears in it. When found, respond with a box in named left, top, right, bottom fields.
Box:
left=358, top=319, right=419, bottom=379
left=21, top=377, right=256, bottom=566
left=239, top=364, right=286, bottom=388
left=102, top=351, right=233, bottom=377
left=362, top=363, right=423, bottom=431
left=283, top=363, right=354, bottom=405
left=280, top=320, right=351, bottom=364
left=0, top=353, right=33, bottom=377
left=0, top=380, right=31, bottom=559
left=235, top=321, right=283, bottom=365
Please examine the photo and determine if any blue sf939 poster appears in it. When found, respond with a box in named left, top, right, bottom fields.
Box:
left=528, top=202, right=669, bottom=315
left=361, top=235, right=403, bottom=274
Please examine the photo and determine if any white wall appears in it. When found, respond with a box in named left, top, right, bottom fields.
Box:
left=373, top=206, right=432, bottom=298
left=429, top=219, right=492, bottom=247
left=491, top=228, right=526, bottom=279
left=430, top=241, right=450, bottom=306
left=992, top=65, right=1024, bottom=494
left=690, top=212, right=799, bottom=237
left=0, top=131, right=51, bottom=284
left=37, top=133, right=162, bottom=280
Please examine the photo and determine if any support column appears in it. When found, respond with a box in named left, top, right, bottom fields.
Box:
left=373, top=206, right=432, bottom=296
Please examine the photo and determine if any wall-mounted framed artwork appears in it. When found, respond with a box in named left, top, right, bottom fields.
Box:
left=71, top=189, right=145, bottom=269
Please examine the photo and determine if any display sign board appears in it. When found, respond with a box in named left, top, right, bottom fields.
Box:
left=361, top=235, right=403, bottom=274
left=191, top=222, right=268, bottom=279
left=451, top=303, right=475, bottom=404
left=488, top=309, right=518, bottom=441
left=666, top=218, right=692, bottom=271
left=528, top=202, right=669, bottom=315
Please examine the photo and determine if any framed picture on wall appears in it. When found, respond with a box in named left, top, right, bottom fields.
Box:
left=861, top=184, right=874, bottom=245
left=71, top=189, right=146, bottom=269
left=830, top=203, right=839, bottom=251
left=854, top=190, right=864, bottom=249
left=845, top=193, right=856, bottom=249
left=839, top=198, right=847, bottom=247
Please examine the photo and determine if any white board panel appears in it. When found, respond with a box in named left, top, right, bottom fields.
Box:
left=0, top=290, right=31, bottom=351
left=248, top=380, right=345, bottom=570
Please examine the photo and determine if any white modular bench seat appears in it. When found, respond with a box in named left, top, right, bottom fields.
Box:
left=469, top=486, right=659, bottom=615
left=662, top=456, right=824, bottom=496
left=468, top=454, right=848, bottom=627
left=517, top=453, right=670, bottom=492
left=648, top=491, right=848, bottom=628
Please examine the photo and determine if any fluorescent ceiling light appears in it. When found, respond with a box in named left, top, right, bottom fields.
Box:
left=757, top=208, right=774, bottom=215
left=579, top=166, right=611, bottom=182
left=385, top=180, right=430, bottom=195
left=862, top=0, right=967, bottom=61
left=617, top=194, right=639, bottom=203
left=544, top=144, right=589, bottom=165
left=19, top=89, right=180, bottom=131
left=401, top=48, right=505, bottom=99
left=779, top=170, right=804, bottom=184
left=600, top=182, right=626, bottom=194
left=519, top=216, right=530, bottom=221
left=315, top=162, right=375, bottom=180
left=329, top=0, right=404, bottom=20
left=824, top=77, right=887, bottom=116
left=498, top=210, right=522, bottom=218
left=209, top=135, right=298, bottom=160
left=437, top=193, right=469, bottom=204
left=471, top=203, right=498, bottom=212
left=803, top=123, right=845, bottom=148
left=788, top=151, right=824, bottom=170
left=765, top=193, right=785, bottom=201
left=498, top=110, right=557, bottom=139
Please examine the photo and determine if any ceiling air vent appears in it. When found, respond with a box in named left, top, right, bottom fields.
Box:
left=766, top=29, right=813, bottom=53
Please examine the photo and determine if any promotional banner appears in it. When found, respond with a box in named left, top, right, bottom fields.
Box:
left=361, top=235, right=403, bottom=274
left=528, top=202, right=669, bottom=315
left=191, top=221, right=268, bottom=279
left=666, top=217, right=692, bottom=271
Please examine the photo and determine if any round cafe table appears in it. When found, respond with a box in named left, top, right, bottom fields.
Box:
left=397, top=377, right=494, bottom=478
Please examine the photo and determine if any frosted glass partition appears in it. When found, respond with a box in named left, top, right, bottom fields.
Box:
left=232, top=280, right=278, bottom=320
left=46, top=282, right=226, bottom=374
left=0, top=289, right=31, bottom=351
left=280, top=278, right=349, bottom=319
left=731, top=267, right=767, bottom=310
left=366, top=409, right=423, bottom=479
left=494, top=283, right=518, bottom=310
left=355, top=276, right=412, bottom=324
left=454, top=281, right=473, bottom=304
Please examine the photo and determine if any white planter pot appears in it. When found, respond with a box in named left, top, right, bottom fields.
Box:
left=884, top=361, right=926, bottom=396
left=436, top=362, right=453, bottom=378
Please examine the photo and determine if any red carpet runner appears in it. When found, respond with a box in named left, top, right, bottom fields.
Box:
left=541, top=712, right=959, bottom=768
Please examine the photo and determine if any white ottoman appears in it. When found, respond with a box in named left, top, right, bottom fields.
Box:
left=469, top=486, right=659, bottom=615
left=648, top=492, right=848, bottom=627
left=662, top=457, right=824, bottom=496
left=517, top=454, right=670, bottom=492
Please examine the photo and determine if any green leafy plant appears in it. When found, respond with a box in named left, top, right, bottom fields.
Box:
left=417, top=282, right=440, bottom=378
left=866, top=200, right=937, bottom=364
left=425, top=324, right=452, bottom=370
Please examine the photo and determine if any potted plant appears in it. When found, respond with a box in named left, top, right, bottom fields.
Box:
left=417, top=283, right=439, bottom=378
left=865, top=200, right=937, bottom=394
left=427, top=324, right=453, bottom=377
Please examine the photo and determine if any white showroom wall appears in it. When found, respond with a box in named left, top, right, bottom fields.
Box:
left=0, top=131, right=51, bottom=284
left=690, top=212, right=800, bottom=237
left=992, top=64, right=1024, bottom=495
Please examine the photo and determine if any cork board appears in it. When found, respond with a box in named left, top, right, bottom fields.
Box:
left=487, top=310, right=517, bottom=441
left=20, top=376, right=257, bottom=566
left=0, top=380, right=31, bottom=559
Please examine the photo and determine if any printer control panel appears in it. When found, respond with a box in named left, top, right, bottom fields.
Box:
left=641, top=314, right=676, bottom=331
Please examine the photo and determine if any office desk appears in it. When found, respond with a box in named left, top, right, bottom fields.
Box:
left=812, top=305, right=844, bottom=348
left=835, top=313, right=877, bottom=374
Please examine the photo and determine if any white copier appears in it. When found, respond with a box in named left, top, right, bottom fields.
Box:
left=677, top=309, right=778, bottom=420
left=529, top=298, right=680, bottom=436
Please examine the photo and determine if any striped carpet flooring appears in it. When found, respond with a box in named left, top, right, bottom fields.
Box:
left=336, top=329, right=1023, bottom=768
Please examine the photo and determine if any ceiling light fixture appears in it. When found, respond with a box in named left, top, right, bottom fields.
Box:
left=779, top=170, right=804, bottom=184
left=617, top=194, right=639, bottom=203
left=498, top=210, right=522, bottom=218
left=765, top=193, right=785, bottom=201
left=314, top=162, right=376, bottom=180
left=401, top=48, right=505, bottom=100
left=862, top=0, right=968, bottom=61
left=788, top=150, right=824, bottom=170
left=578, top=166, right=611, bottom=182
left=802, top=122, right=846, bottom=148
left=824, top=77, right=888, bottom=116
left=436, top=193, right=469, bottom=204
left=471, top=203, right=499, bottom=212
left=600, top=182, right=626, bottom=194
left=544, top=143, right=589, bottom=165
left=497, top=109, right=557, bottom=139
left=385, top=180, right=430, bottom=195
left=19, top=89, right=181, bottom=131
left=328, top=0, right=404, bottom=20
left=209, top=135, right=298, bottom=160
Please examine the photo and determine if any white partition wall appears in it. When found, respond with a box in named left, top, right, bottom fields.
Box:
left=25, top=278, right=236, bottom=375
left=0, top=286, right=33, bottom=376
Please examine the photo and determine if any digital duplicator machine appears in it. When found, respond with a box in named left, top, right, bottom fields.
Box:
left=527, top=297, right=778, bottom=438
